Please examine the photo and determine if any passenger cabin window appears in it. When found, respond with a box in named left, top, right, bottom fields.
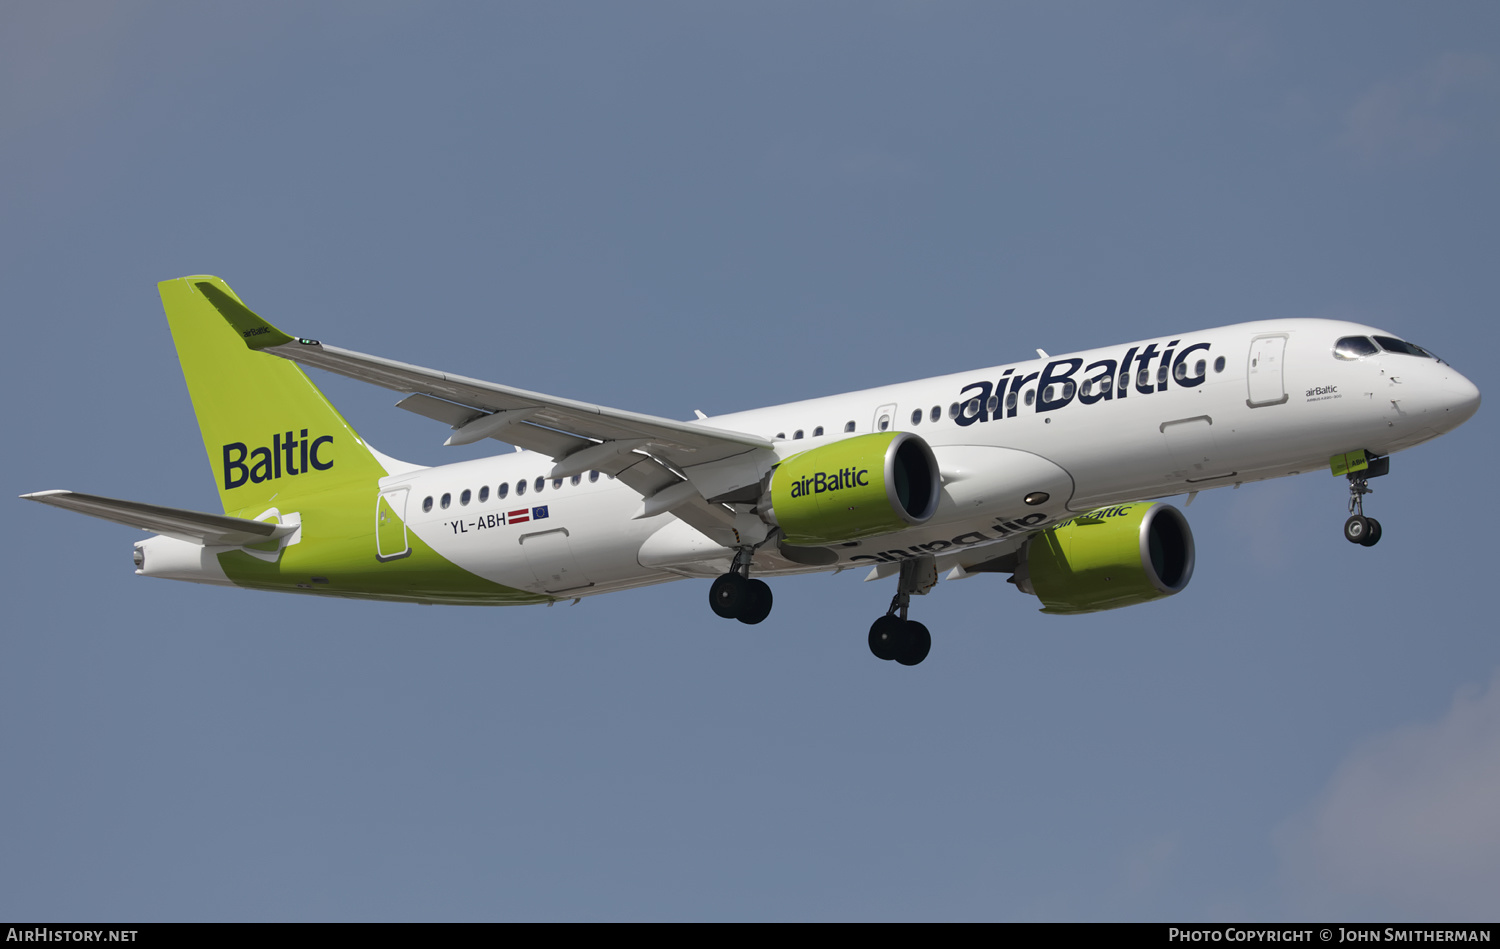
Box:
left=441, top=493, right=452, bottom=509
left=498, top=483, right=509, bottom=499
left=516, top=480, right=526, bottom=496
left=845, top=420, right=856, bottom=432
left=1024, top=390, right=1035, bottom=406
left=910, top=409, right=922, bottom=425
left=794, top=430, right=804, bottom=440
left=534, top=476, right=545, bottom=492
left=1335, top=336, right=1380, bottom=359
left=460, top=489, right=471, bottom=506
left=1214, top=356, right=1226, bottom=373
left=571, top=474, right=581, bottom=486
left=589, top=470, right=600, bottom=483
left=878, top=416, right=890, bottom=431
left=813, top=426, right=824, bottom=437
left=479, top=486, right=489, bottom=503
left=930, top=406, right=941, bottom=422
left=423, top=496, right=433, bottom=513
left=948, top=402, right=960, bottom=419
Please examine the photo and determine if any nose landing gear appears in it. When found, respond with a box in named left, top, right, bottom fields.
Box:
left=1339, top=452, right=1390, bottom=547
left=1343, top=510, right=1382, bottom=546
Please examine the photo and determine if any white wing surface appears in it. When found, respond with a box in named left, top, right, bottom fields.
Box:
left=194, top=277, right=774, bottom=540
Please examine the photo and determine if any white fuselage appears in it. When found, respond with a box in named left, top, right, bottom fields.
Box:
left=369, top=318, right=1478, bottom=598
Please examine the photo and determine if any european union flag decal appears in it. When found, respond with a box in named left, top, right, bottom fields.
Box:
left=533, top=506, right=549, bottom=520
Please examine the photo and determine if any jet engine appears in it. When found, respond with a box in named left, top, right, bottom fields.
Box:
left=1015, top=502, right=1194, bottom=613
left=761, top=432, right=941, bottom=546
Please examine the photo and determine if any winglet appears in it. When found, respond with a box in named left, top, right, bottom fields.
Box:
left=185, top=276, right=296, bottom=351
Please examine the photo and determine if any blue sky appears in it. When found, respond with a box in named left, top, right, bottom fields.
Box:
left=4, top=2, right=1498, bottom=921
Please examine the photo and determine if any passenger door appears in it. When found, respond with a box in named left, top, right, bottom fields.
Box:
left=1247, top=335, right=1288, bottom=407
left=375, top=487, right=411, bottom=561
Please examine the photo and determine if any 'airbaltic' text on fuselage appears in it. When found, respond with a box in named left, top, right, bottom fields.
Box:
left=953, top=339, right=1213, bottom=425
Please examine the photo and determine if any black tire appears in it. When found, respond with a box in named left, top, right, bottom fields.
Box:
left=737, top=579, right=773, bottom=625
left=868, top=615, right=903, bottom=660
left=896, top=621, right=932, bottom=666
left=1344, top=515, right=1370, bottom=545
left=709, top=573, right=747, bottom=619
left=1361, top=517, right=1383, bottom=547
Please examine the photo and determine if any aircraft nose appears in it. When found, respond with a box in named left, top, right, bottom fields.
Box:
left=1438, top=369, right=1481, bottom=430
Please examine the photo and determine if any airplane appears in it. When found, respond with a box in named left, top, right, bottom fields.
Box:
left=23, top=277, right=1481, bottom=666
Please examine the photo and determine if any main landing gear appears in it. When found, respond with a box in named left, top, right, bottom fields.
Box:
left=867, top=556, right=937, bottom=666
left=868, top=610, right=931, bottom=667
left=709, top=547, right=773, bottom=625
left=1342, top=455, right=1390, bottom=548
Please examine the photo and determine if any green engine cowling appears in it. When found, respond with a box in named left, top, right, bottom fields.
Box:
left=1018, top=502, right=1195, bottom=614
left=763, top=432, right=941, bottom=546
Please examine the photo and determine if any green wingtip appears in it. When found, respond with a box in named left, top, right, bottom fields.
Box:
left=184, top=276, right=296, bottom=350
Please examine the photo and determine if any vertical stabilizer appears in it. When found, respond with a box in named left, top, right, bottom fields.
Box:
left=158, top=276, right=389, bottom=516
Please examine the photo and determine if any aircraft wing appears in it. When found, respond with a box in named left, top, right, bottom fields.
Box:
left=191, top=279, right=772, bottom=474
left=21, top=490, right=295, bottom=547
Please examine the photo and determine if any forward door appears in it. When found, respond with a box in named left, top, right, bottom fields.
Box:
left=1247, top=334, right=1288, bottom=407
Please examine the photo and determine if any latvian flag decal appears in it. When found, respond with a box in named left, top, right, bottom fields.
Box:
left=505, top=506, right=549, bottom=525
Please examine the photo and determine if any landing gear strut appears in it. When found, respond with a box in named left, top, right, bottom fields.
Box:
left=1343, top=455, right=1389, bottom=548
left=708, top=547, right=773, bottom=625
left=868, top=556, right=936, bottom=666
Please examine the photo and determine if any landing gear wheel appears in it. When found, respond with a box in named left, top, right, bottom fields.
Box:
left=1344, top=515, right=1371, bottom=545
left=737, top=579, right=773, bottom=625
left=1360, top=517, right=1382, bottom=547
left=869, top=615, right=903, bottom=661
left=895, top=621, right=932, bottom=666
left=709, top=573, right=748, bottom=618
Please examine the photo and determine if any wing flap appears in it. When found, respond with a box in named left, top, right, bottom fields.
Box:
left=396, top=393, right=484, bottom=428
left=22, top=490, right=294, bottom=547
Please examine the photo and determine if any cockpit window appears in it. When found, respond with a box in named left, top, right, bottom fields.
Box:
left=1334, top=336, right=1379, bottom=359
left=1373, top=336, right=1433, bottom=358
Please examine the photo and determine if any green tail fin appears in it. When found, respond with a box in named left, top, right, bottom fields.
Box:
left=158, top=276, right=389, bottom=516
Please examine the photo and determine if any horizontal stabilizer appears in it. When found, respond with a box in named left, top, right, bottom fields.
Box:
left=21, top=490, right=295, bottom=547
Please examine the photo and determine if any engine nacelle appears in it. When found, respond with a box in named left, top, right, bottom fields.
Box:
left=762, top=432, right=941, bottom=546
left=1016, top=502, right=1194, bottom=614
